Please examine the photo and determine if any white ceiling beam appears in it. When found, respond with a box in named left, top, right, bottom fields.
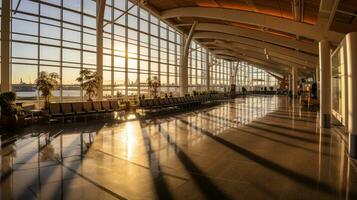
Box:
left=215, top=53, right=286, bottom=76
left=194, top=32, right=317, bottom=67
left=161, top=7, right=344, bottom=44
left=195, top=23, right=318, bottom=54
left=211, top=45, right=315, bottom=75
left=211, top=49, right=289, bottom=73
left=216, top=55, right=237, bottom=61
left=236, top=42, right=316, bottom=65
left=317, top=0, right=341, bottom=33
left=205, top=40, right=314, bottom=69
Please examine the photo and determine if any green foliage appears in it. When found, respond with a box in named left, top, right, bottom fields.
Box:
left=0, top=91, right=16, bottom=103
left=0, top=92, right=21, bottom=116
left=76, top=69, right=102, bottom=101
left=36, top=71, right=59, bottom=106
left=147, top=76, right=161, bottom=98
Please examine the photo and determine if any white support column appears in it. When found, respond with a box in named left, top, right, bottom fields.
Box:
left=292, top=67, right=298, bottom=97
left=180, top=21, right=197, bottom=96
left=231, top=62, right=234, bottom=85
left=346, top=32, right=357, bottom=157
left=316, top=65, right=319, bottom=99
left=206, top=50, right=210, bottom=91
left=288, top=74, right=292, bottom=92
left=231, top=62, right=239, bottom=87
left=319, top=40, right=331, bottom=128
left=180, top=34, right=186, bottom=95
left=96, top=0, right=106, bottom=100
left=1, top=0, right=11, bottom=92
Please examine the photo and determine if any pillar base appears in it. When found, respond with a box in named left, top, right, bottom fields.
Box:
left=349, top=134, right=357, bottom=158
left=320, top=114, right=331, bottom=128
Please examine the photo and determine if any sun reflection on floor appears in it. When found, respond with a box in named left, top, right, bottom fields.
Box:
left=1, top=96, right=357, bottom=199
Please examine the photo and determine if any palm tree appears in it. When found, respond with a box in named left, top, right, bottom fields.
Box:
left=35, top=71, right=59, bottom=107
left=76, top=69, right=102, bottom=101
left=147, top=76, right=161, bottom=98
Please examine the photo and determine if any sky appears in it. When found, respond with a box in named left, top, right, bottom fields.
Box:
left=10, top=0, right=142, bottom=85
left=7, top=0, right=273, bottom=87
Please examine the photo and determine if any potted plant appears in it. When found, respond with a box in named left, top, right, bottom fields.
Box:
left=76, top=69, right=102, bottom=101
left=147, top=76, right=161, bottom=98
left=35, top=71, right=59, bottom=108
left=0, top=92, right=24, bottom=127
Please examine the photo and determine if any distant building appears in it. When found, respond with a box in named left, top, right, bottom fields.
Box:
left=12, top=78, right=36, bottom=92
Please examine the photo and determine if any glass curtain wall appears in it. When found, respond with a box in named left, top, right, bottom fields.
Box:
left=208, top=53, right=231, bottom=92
left=9, top=0, right=184, bottom=101
left=235, top=61, right=278, bottom=91
left=188, top=41, right=207, bottom=92
left=331, top=46, right=343, bottom=119
left=6, top=0, right=277, bottom=102
left=11, top=0, right=97, bottom=101
left=104, top=0, right=183, bottom=98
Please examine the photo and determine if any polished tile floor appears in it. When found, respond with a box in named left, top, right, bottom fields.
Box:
left=1, top=96, right=357, bottom=200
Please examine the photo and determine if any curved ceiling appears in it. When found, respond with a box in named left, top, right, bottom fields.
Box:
left=141, top=0, right=354, bottom=75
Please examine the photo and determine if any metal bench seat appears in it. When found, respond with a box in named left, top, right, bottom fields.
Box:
left=48, top=103, right=63, bottom=121
left=93, top=101, right=106, bottom=113
left=83, top=102, right=96, bottom=114
left=102, top=101, right=114, bottom=112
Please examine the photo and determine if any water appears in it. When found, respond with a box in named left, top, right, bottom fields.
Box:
left=16, top=90, right=81, bottom=98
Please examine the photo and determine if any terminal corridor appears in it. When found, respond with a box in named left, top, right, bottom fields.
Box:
left=1, top=96, right=356, bottom=199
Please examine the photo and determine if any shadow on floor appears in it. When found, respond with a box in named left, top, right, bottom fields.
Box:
left=140, top=120, right=174, bottom=200
left=156, top=123, right=231, bottom=200
left=176, top=117, right=349, bottom=198
left=245, top=123, right=328, bottom=145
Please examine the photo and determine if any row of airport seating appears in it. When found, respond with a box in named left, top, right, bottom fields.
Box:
left=210, top=93, right=227, bottom=100
left=139, top=94, right=227, bottom=111
left=47, top=100, right=126, bottom=122
left=248, top=91, right=277, bottom=95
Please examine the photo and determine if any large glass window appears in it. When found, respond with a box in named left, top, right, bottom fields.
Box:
left=7, top=0, right=277, bottom=103
left=10, top=0, right=96, bottom=102
left=332, top=47, right=343, bottom=116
